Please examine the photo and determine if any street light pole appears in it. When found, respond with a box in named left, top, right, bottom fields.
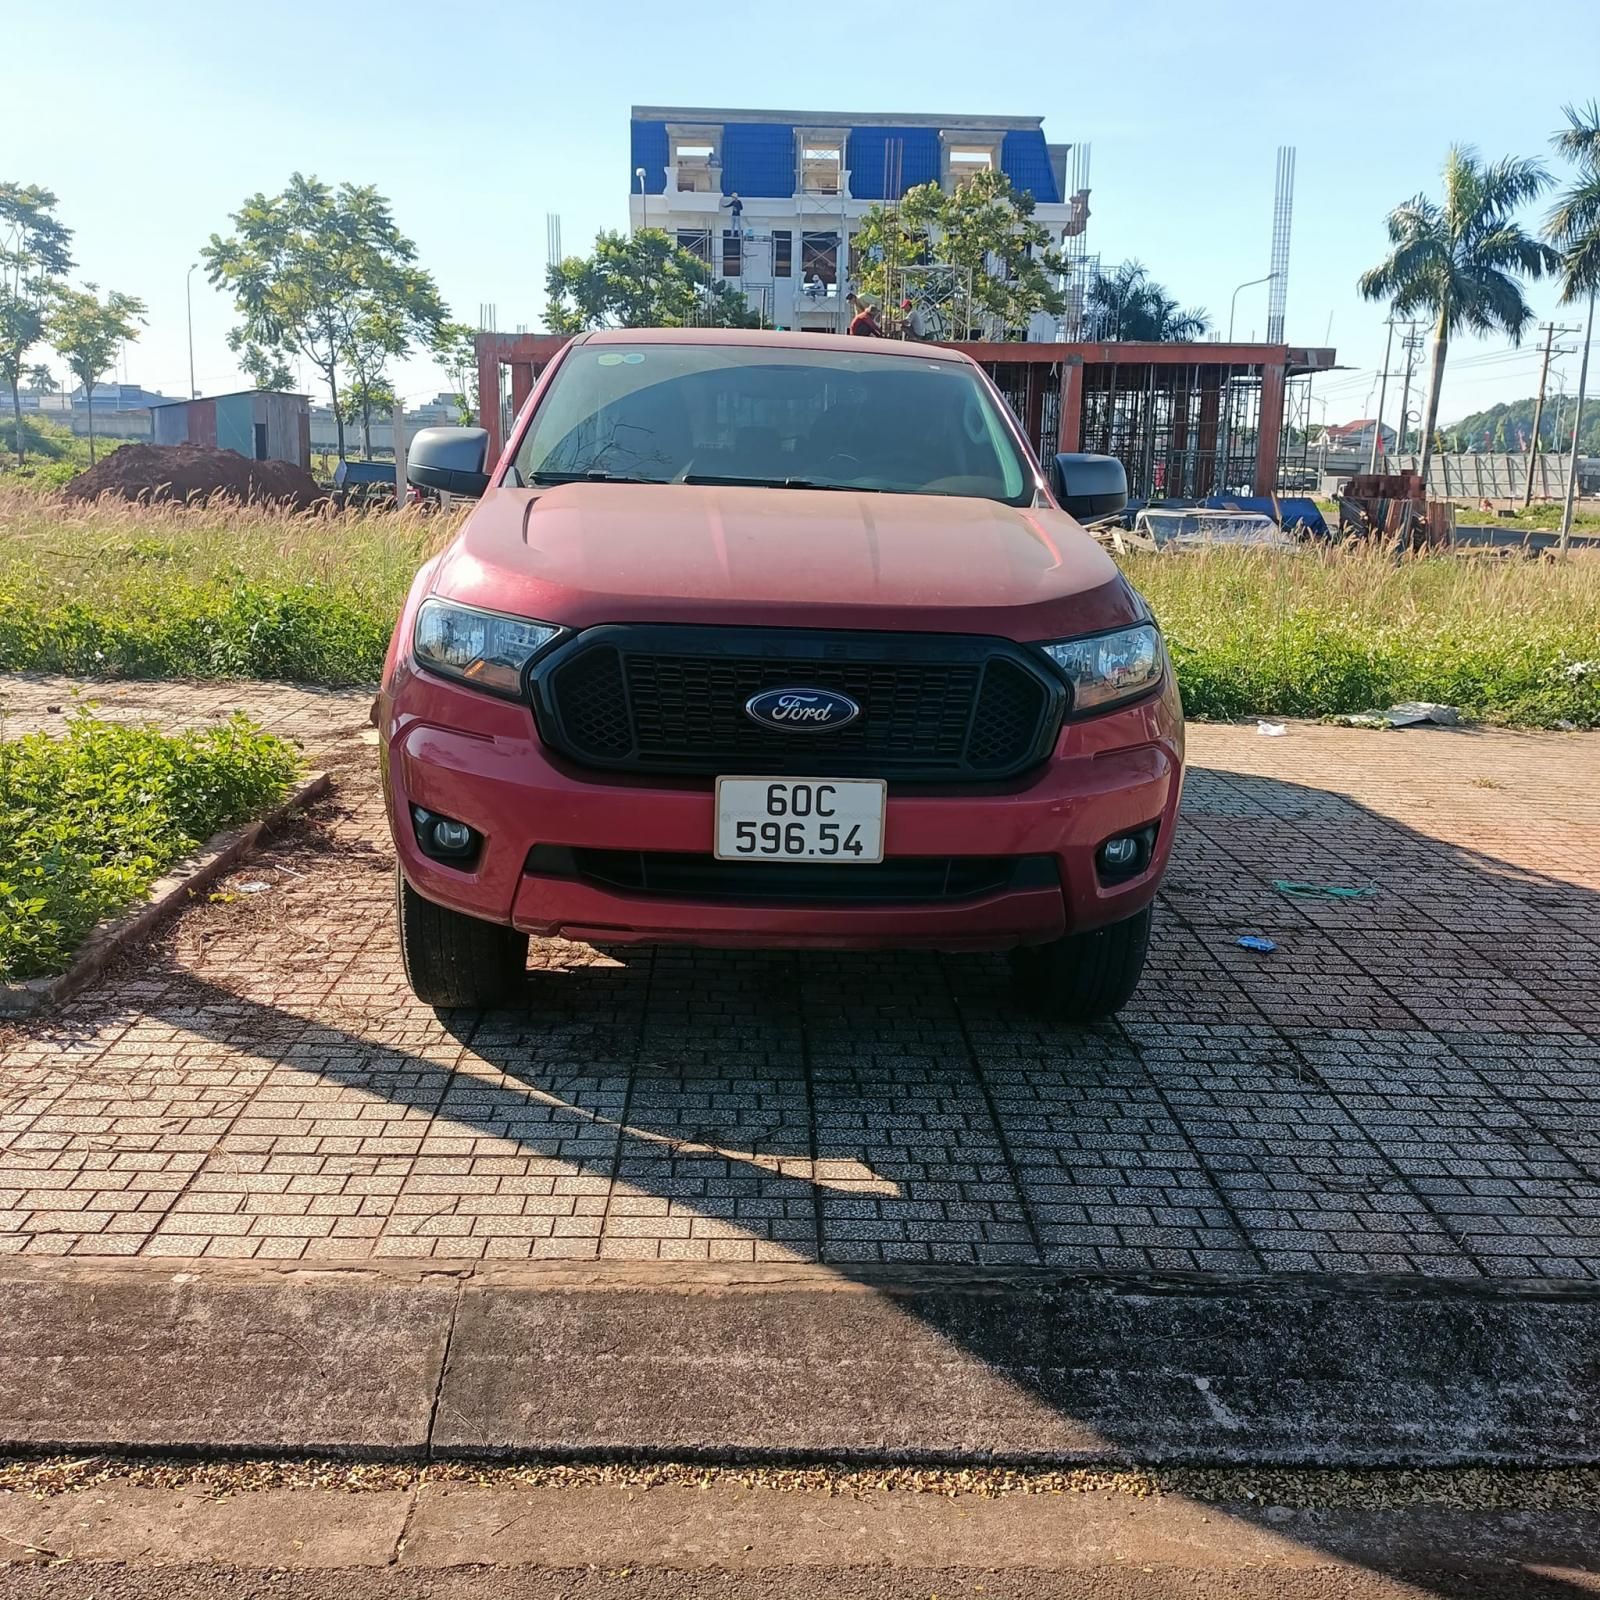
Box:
left=1227, top=272, right=1276, bottom=342
left=634, top=168, right=647, bottom=235
left=185, top=263, right=198, bottom=399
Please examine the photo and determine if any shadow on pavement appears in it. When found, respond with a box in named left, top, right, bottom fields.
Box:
left=68, top=768, right=1600, bottom=1593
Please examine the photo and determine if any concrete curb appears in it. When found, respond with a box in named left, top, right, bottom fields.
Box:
left=1, top=1256, right=1597, bottom=1467
left=0, top=770, right=331, bottom=1016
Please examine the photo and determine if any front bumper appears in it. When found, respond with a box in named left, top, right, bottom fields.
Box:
left=379, top=658, right=1184, bottom=952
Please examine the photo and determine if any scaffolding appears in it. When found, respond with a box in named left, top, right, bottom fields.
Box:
left=1074, top=361, right=1265, bottom=500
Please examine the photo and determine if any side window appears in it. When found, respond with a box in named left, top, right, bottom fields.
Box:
left=677, top=229, right=712, bottom=267
left=772, top=230, right=793, bottom=278
left=721, top=230, right=742, bottom=279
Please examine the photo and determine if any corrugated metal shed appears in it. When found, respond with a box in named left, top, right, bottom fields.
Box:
left=149, top=391, right=310, bottom=469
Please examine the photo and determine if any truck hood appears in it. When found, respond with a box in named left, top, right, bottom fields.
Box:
left=431, top=483, right=1139, bottom=640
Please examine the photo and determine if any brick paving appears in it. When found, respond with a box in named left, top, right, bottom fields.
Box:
left=2, top=673, right=1599, bottom=1278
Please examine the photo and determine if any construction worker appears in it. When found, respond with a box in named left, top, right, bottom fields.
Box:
left=846, top=293, right=882, bottom=337
left=901, top=297, right=932, bottom=340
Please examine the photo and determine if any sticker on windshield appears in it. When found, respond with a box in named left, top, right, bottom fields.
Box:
left=622, top=352, right=645, bottom=365
left=597, top=354, right=624, bottom=366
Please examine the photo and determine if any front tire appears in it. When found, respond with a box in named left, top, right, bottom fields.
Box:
left=1012, top=905, right=1153, bottom=1024
left=397, top=869, right=528, bottom=1009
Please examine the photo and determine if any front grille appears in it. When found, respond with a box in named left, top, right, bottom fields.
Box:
left=532, top=626, right=1065, bottom=781
left=527, top=846, right=1058, bottom=905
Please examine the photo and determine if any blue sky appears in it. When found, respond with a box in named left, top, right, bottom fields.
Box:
left=10, top=0, right=1598, bottom=427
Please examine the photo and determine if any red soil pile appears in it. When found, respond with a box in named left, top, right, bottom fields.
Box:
left=64, top=445, right=324, bottom=511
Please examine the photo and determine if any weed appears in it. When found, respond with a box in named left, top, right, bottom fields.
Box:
left=0, top=711, right=301, bottom=980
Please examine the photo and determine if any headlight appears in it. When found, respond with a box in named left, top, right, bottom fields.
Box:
left=1038, top=623, right=1164, bottom=714
left=412, top=599, right=560, bottom=697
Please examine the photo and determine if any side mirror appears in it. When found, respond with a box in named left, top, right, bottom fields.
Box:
left=407, top=427, right=491, bottom=498
left=1048, top=452, right=1128, bottom=520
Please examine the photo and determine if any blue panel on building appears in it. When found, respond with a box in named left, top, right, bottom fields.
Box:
left=1001, top=129, right=1059, bottom=203
left=630, top=120, right=670, bottom=194
left=214, top=392, right=254, bottom=458
left=847, top=127, right=941, bottom=199
left=722, top=122, right=795, bottom=198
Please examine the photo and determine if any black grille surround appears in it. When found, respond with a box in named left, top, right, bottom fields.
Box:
left=527, top=846, right=1059, bottom=905
left=529, top=625, right=1067, bottom=782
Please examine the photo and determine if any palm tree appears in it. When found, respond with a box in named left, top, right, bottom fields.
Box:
left=1359, top=146, right=1561, bottom=491
left=1088, top=261, right=1210, bottom=342
left=1544, top=102, right=1600, bottom=552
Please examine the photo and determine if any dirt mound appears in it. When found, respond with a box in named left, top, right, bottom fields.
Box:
left=64, top=444, right=325, bottom=511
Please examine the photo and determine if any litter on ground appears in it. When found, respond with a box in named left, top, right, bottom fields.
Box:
left=1237, top=935, right=1277, bottom=953
left=1256, top=721, right=1287, bottom=737
left=1273, top=880, right=1376, bottom=900
left=1336, top=702, right=1463, bottom=729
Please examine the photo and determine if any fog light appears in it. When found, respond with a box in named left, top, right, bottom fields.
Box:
left=1096, top=825, right=1156, bottom=883
left=412, top=806, right=480, bottom=863
left=432, top=819, right=473, bottom=853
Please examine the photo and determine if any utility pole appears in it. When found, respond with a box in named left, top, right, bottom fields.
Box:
left=1525, top=324, right=1556, bottom=506
left=1523, top=323, right=1569, bottom=506
left=1559, top=286, right=1595, bottom=557
left=1369, top=317, right=1396, bottom=473
left=1394, top=322, right=1422, bottom=465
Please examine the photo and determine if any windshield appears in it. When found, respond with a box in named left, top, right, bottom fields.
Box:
left=510, top=342, right=1032, bottom=506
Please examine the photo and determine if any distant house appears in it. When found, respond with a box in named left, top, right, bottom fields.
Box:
left=1316, top=419, right=1397, bottom=455
left=151, top=391, right=311, bottom=470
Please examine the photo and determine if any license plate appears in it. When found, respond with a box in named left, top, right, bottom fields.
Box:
left=714, top=777, right=886, bottom=863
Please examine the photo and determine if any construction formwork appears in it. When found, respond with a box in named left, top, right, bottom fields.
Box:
left=475, top=332, right=1335, bottom=500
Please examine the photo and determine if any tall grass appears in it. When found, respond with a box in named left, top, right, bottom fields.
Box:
left=0, top=484, right=458, bottom=684
left=1, top=484, right=1596, bottom=725
left=1125, top=543, right=1600, bottom=726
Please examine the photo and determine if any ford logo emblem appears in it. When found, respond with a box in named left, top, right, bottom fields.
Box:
left=745, top=687, right=861, bottom=732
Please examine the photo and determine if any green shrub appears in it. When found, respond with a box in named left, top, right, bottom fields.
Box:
left=0, top=711, right=301, bottom=980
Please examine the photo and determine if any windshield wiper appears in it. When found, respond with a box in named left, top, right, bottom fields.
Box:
left=529, top=469, right=665, bottom=485
left=678, top=473, right=883, bottom=492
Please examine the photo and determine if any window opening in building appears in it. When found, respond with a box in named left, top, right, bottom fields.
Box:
left=801, top=232, right=838, bottom=288
left=800, top=142, right=843, bottom=194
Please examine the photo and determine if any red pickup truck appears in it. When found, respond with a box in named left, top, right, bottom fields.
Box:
left=379, top=329, right=1183, bottom=1021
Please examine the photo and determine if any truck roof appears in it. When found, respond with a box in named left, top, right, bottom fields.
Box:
left=574, top=327, right=975, bottom=364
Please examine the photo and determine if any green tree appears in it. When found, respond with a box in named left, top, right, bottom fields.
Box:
left=343, top=306, right=411, bottom=457
left=1544, top=101, right=1600, bottom=550
left=544, top=229, right=758, bottom=332
left=1086, top=260, right=1210, bottom=341
left=239, top=345, right=295, bottom=392
left=337, top=371, right=396, bottom=456
left=434, top=321, right=480, bottom=425
left=25, top=362, right=55, bottom=398
left=1359, top=145, right=1560, bottom=490
left=48, top=284, right=145, bottom=464
left=202, top=174, right=447, bottom=460
left=0, top=183, right=74, bottom=465
left=853, top=170, right=1064, bottom=338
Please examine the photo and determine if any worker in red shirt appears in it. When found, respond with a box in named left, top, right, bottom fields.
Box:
left=846, top=293, right=882, bottom=337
